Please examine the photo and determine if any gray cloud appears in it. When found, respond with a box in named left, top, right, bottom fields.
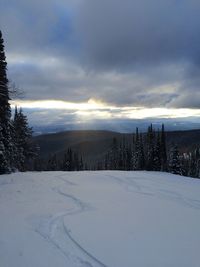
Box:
left=0, top=0, right=200, bottom=110
left=8, top=58, right=181, bottom=107
left=76, top=0, right=200, bottom=68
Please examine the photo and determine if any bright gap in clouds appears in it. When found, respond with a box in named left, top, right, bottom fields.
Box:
left=11, top=99, right=200, bottom=120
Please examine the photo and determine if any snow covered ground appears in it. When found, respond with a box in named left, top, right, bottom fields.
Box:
left=0, top=171, right=200, bottom=267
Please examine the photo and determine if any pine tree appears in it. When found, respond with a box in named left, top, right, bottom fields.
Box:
left=152, top=130, right=161, bottom=171
left=118, top=142, right=124, bottom=170
left=132, top=129, right=145, bottom=170
left=13, top=107, right=34, bottom=171
left=139, top=133, right=145, bottom=169
left=132, top=128, right=139, bottom=170
left=146, top=124, right=155, bottom=170
left=79, top=156, right=84, bottom=171
left=104, top=153, right=109, bottom=170
left=63, top=148, right=73, bottom=171
left=0, top=31, right=12, bottom=173
left=0, top=126, right=8, bottom=174
left=133, top=128, right=140, bottom=170
left=188, top=151, right=196, bottom=177
left=168, top=145, right=182, bottom=175
left=187, top=147, right=200, bottom=178
left=160, top=124, right=167, bottom=171
left=126, top=145, right=132, bottom=171
left=195, top=148, right=200, bottom=178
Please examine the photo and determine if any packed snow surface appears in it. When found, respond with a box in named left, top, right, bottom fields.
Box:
left=0, top=171, right=200, bottom=267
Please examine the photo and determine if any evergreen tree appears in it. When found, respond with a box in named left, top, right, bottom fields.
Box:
left=13, top=107, right=35, bottom=171
left=152, top=130, right=161, bottom=171
left=160, top=124, right=167, bottom=171
left=168, top=145, right=182, bottom=175
left=133, top=128, right=140, bottom=170
left=63, top=149, right=73, bottom=171
left=104, top=153, right=109, bottom=170
left=0, top=31, right=12, bottom=173
left=132, top=128, right=139, bottom=170
left=195, top=148, right=200, bottom=178
left=126, top=145, right=132, bottom=171
left=79, top=156, right=84, bottom=171
left=62, top=148, right=84, bottom=171
left=139, top=133, right=145, bottom=169
left=132, top=129, right=145, bottom=170
left=181, top=153, right=190, bottom=177
left=187, top=147, right=200, bottom=178
left=0, top=126, right=8, bottom=174
left=118, top=142, right=124, bottom=170
left=146, top=124, right=155, bottom=170
left=188, top=151, right=196, bottom=177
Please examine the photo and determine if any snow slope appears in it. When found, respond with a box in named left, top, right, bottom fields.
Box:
left=0, top=171, right=200, bottom=267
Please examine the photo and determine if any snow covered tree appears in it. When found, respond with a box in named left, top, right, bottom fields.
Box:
left=152, top=130, right=161, bottom=171
left=13, top=107, right=34, bottom=171
left=186, top=147, right=200, bottom=178
left=104, top=153, right=109, bottom=170
left=125, top=145, right=132, bottom=171
left=118, top=142, right=124, bottom=170
left=133, top=128, right=145, bottom=170
left=168, top=145, right=182, bottom=175
left=63, top=148, right=73, bottom=171
left=146, top=125, right=155, bottom=170
left=194, top=148, right=200, bottom=178
left=0, top=126, right=8, bottom=174
left=160, top=124, right=167, bottom=171
left=0, top=31, right=12, bottom=173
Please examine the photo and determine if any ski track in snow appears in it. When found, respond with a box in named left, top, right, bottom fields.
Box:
left=34, top=173, right=108, bottom=267
left=104, top=173, right=200, bottom=210
left=2, top=171, right=200, bottom=267
left=56, top=173, right=77, bottom=186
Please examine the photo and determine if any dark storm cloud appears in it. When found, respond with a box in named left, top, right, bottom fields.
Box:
left=1, top=0, right=200, bottom=109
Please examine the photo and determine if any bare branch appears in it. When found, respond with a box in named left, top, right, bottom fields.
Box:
left=8, top=81, right=25, bottom=99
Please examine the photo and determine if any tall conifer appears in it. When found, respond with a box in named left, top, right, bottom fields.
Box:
left=0, top=31, right=12, bottom=173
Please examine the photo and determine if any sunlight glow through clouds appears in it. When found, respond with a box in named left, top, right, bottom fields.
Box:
left=11, top=99, right=200, bottom=120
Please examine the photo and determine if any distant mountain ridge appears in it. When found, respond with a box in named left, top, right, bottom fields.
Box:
left=34, top=129, right=200, bottom=167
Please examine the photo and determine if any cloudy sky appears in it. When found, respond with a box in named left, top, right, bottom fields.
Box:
left=1, top=0, right=200, bottom=132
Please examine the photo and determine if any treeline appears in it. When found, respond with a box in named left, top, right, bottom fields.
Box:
left=96, top=125, right=200, bottom=179
left=34, top=124, right=200, bottom=179
left=97, top=124, right=167, bottom=172
left=0, top=31, right=35, bottom=174
left=33, top=148, right=85, bottom=172
left=180, top=147, right=200, bottom=178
